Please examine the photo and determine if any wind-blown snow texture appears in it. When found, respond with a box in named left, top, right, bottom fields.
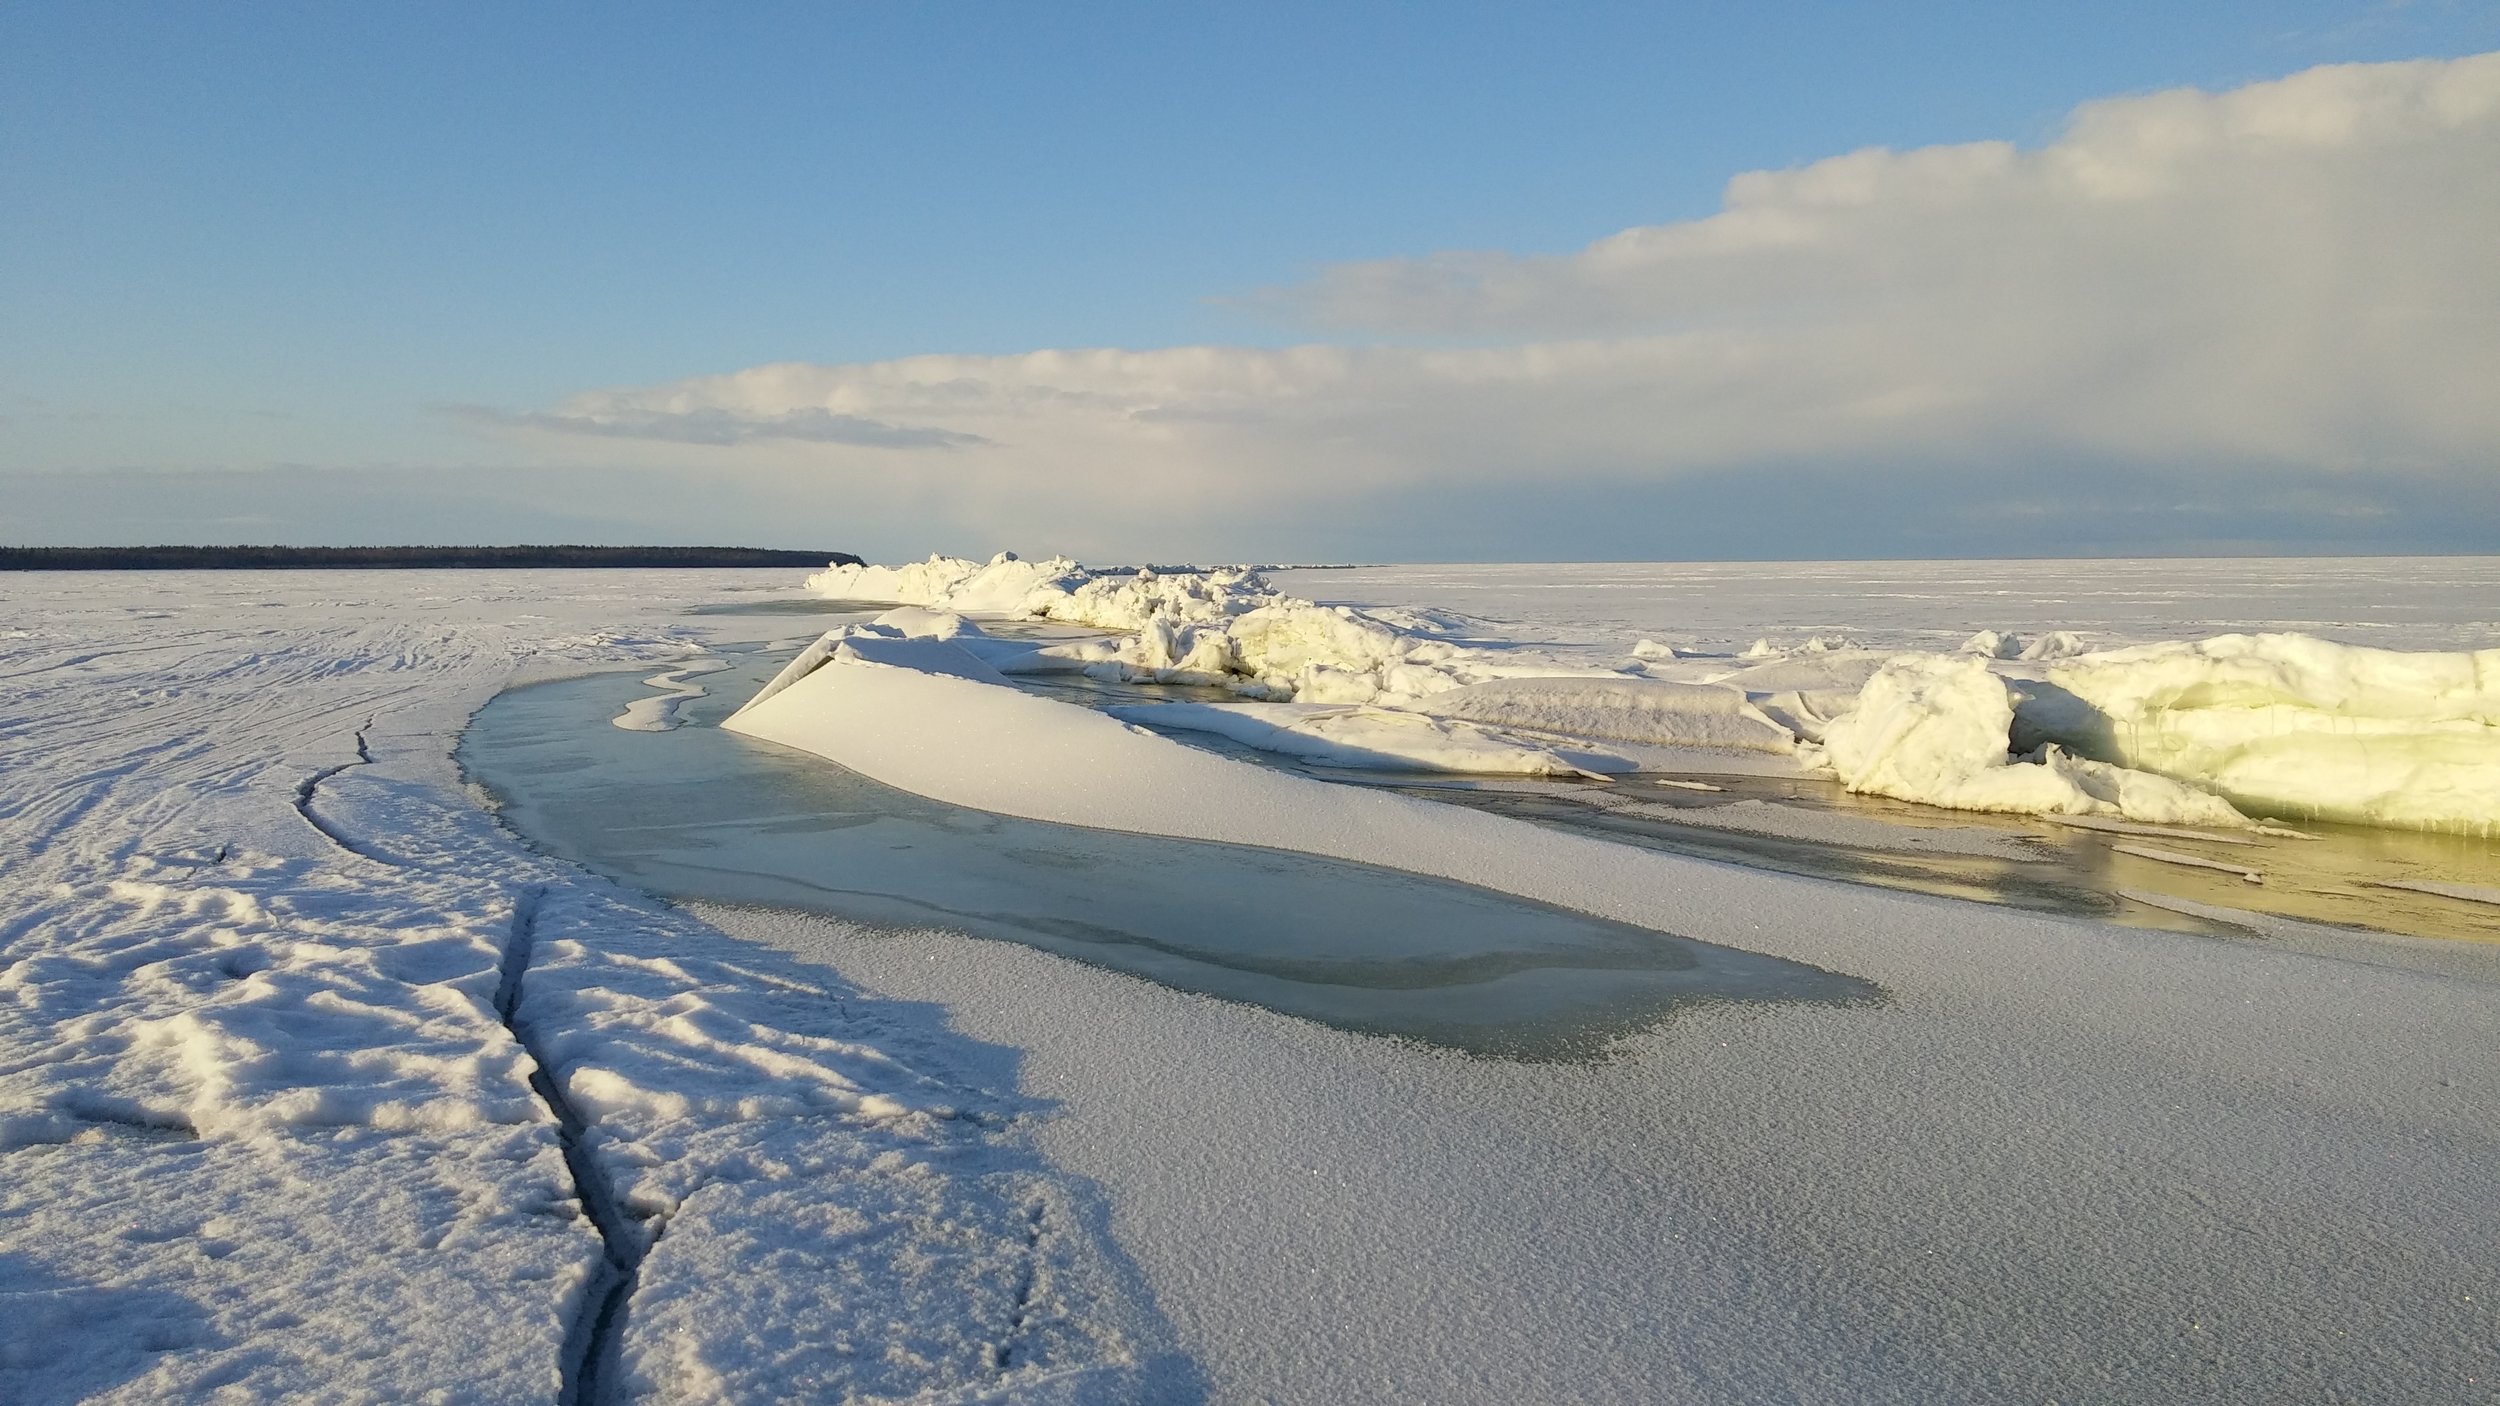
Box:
left=0, top=572, right=1173, bottom=1405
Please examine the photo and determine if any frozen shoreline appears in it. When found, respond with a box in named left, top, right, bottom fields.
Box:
left=5, top=562, right=2497, bottom=1403
left=796, top=553, right=2500, bottom=834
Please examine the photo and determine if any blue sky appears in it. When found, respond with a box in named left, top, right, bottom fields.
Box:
left=5, top=3, right=2498, bottom=559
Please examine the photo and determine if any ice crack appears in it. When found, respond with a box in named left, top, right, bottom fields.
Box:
left=291, top=720, right=384, bottom=861
left=493, top=884, right=653, bottom=1406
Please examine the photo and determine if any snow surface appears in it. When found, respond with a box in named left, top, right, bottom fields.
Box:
left=1416, top=676, right=1796, bottom=753
left=708, top=891, right=2500, bottom=1406
left=0, top=572, right=1177, bottom=1404
left=1268, top=558, right=2500, bottom=655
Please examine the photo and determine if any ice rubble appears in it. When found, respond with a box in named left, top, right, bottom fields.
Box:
left=1820, top=655, right=2251, bottom=828
left=2021, top=633, right=2500, bottom=833
left=756, top=613, right=1643, bottom=778
left=812, top=552, right=1495, bottom=702
left=802, top=553, right=2500, bottom=834
left=1418, top=677, right=1797, bottom=754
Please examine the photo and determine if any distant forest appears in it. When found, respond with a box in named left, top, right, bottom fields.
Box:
left=0, top=545, right=863, bottom=571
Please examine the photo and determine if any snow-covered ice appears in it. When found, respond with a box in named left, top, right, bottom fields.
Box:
left=470, top=655, right=1868, bottom=1059
left=6, top=558, right=2498, bottom=1404
left=1415, top=676, right=1797, bottom=753
left=707, top=887, right=2500, bottom=1406
left=0, top=572, right=1177, bottom=1404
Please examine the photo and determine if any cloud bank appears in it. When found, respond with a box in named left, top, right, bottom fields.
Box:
left=453, top=403, right=985, bottom=449
left=486, top=51, right=2500, bottom=557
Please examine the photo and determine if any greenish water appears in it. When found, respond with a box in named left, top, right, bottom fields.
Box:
left=459, top=648, right=1875, bottom=1060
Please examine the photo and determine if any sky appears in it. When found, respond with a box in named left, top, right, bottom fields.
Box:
left=5, top=2, right=2498, bottom=562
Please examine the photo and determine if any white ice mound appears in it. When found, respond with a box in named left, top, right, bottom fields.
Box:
left=1214, top=599, right=1481, bottom=702
left=809, top=552, right=1494, bottom=702
left=808, top=552, right=1083, bottom=614
left=1822, top=656, right=2249, bottom=827
left=719, top=636, right=1764, bottom=929
left=735, top=624, right=1012, bottom=718
left=813, top=552, right=1265, bottom=631
left=1108, top=700, right=1634, bottom=778
left=870, top=605, right=984, bottom=639
left=1417, top=678, right=1795, bottom=754
left=2018, top=633, right=2500, bottom=833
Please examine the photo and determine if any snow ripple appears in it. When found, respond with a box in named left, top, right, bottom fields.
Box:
left=0, top=574, right=1177, bottom=1403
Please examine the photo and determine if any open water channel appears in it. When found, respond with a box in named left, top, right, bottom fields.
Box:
left=461, top=641, right=1876, bottom=1060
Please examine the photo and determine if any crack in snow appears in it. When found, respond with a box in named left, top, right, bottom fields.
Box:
left=290, top=721, right=383, bottom=862
left=492, top=884, right=652, bottom=1406
left=578, top=1207, right=672, bottom=1406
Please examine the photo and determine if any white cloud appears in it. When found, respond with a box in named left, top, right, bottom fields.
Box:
left=487, top=51, right=2500, bottom=555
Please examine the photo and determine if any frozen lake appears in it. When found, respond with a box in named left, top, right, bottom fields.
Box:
left=8, top=561, right=2496, bottom=1405
left=1271, top=556, right=2500, bottom=654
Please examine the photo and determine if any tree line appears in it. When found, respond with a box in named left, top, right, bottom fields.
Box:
left=0, top=545, right=863, bottom=571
